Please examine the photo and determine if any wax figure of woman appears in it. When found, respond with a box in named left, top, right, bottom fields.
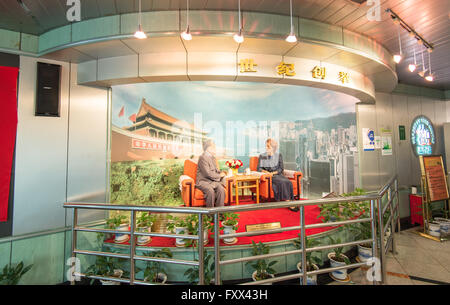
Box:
left=257, top=138, right=294, bottom=203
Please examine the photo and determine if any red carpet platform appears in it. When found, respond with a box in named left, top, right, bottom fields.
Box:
left=106, top=197, right=339, bottom=248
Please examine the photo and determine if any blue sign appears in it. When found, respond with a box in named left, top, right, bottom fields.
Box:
left=411, top=116, right=435, bottom=156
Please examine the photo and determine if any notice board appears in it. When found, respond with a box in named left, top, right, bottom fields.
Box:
left=419, top=155, right=449, bottom=202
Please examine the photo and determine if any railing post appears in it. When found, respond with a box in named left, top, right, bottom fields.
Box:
left=214, top=212, right=221, bottom=285
left=129, top=210, right=136, bottom=285
left=300, top=206, right=307, bottom=286
left=377, top=198, right=386, bottom=284
left=370, top=199, right=377, bottom=285
left=70, top=208, right=78, bottom=285
left=395, top=179, right=400, bottom=234
left=198, top=213, right=204, bottom=285
left=389, top=187, right=396, bottom=255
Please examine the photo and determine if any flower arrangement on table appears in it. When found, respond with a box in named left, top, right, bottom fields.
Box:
left=225, top=159, right=243, bottom=175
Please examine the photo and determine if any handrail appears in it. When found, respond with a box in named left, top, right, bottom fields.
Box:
left=64, top=175, right=399, bottom=286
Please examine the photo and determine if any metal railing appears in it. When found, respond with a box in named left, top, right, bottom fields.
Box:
left=64, top=176, right=399, bottom=285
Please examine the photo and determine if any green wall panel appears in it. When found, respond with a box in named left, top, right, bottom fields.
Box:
left=0, top=28, right=20, bottom=50
left=0, top=241, right=11, bottom=269
left=121, top=11, right=179, bottom=35
left=39, top=25, right=71, bottom=52
left=10, top=232, right=65, bottom=285
left=300, top=18, right=343, bottom=45
left=72, top=16, right=120, bottom=43
left=20, top=33, right=38, bottom=53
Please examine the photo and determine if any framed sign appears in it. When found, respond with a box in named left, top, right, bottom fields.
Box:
left=411, top=116, right=436, bottom=156
left=419, top=155, right=449, bottom=202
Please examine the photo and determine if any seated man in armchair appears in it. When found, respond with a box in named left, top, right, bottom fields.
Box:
left=196, top=139, right=227, bottom=207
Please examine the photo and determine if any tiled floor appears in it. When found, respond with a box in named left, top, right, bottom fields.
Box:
left=328, top=227, right=450, bottom=285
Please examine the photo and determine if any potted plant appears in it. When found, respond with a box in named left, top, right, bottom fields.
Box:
left=136, top=212, right=156, bottom=245
left=184, top=214, right=213, bottom=247
left=327, top=236, right=351, bottom=281
left=226, top=159, right=243, bottom=175
left=85, top=254, right=128, bottom=285
left=106, top=213, right=129, bottom=243
left=166, top=215, right=189, bottom=247
left=246, top=241, right=277, bottom=284
left=293, top=235, right=322, bottom=285
left=137, top=248, right=172, bottom=284
left=220, top=212, right=239, bottom=244
left=0, top=262, right=33, bottom=285
left=184, top=250, right=222, bottom=285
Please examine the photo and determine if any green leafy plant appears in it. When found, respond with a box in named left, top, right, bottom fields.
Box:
left=246, top=241, right=277, bottom=280
left=106, top=213, right=128, bottom=229
left=293, top=235, right=322, bottom=271
left=137, top=248, right=173, bottom=283
left=85, top=254, right=129, bottom=285
left=166, top=215, right=189, bottom=233
left=0, top=262, right=33, bottom=285
left=317, top=188, right=368, bottom=222
left=220, top=212, right=240, bottom=231
left=137, top=212, right=156, bottom=228
left=328, top=236, right=351, bottom=264
left=184, top=251, right=223, bottom=285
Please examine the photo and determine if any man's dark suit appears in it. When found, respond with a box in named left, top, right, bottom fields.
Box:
left=195, top=151, right=226, bottom=207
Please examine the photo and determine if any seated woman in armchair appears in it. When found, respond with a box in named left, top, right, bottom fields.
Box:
left=257, top=138, right=295, bottom=208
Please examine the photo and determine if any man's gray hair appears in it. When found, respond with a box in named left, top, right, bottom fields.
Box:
left=203, top=139, right=215, bottom=152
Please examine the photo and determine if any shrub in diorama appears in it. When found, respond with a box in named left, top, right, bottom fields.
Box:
left=137, top=248, right=173, bottom=284
left=246, top=241, right=277, bottom=282
left=166, top=215, right=190, bottom=247
left=85, top=253, right=129, bottom=285
left=0, top=262, right=33, bottom=285
left=317, top=188, right=367, bottom=222
left=110, top=160, right=184, bottom=206
left=136, top=212, right=157, bottom=245
left=293, top=235, right=322, bottom=285
left=327, top=236, right=351, bottom=281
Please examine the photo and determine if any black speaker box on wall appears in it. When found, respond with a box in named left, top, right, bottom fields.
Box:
left=36, top=62, right=61, bottom=117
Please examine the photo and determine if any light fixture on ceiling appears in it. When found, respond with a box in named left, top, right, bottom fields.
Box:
left=134, top=0, right=147, bottom=39
left=233, top=0, right=244, bottom=43
left=181, top=0, right=192, bottom=41
left=418, top=50, right=427, bottom=78
left=285, top=0, right=297, bottom=43
left=408, top=47, right=417, bottom=72
left=393, top=27, right=402, bottom=63
left=425, top=51, right=434, bottom=82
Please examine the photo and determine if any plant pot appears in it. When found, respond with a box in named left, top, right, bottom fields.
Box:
left=328, top=252, right=349, bottom=281
left=357, top=244, right=373, bottom=262
left=137, top=226, right=152, bottom=245
left=434, top=218, right=450, bottom=236
left=100, top=269, right=123, bottom=285
left=203, top=229, right=209, bottom=245
left=145, top=272, right=167, bottom=285
left=114, top=224, right=130, bottom=243
left=175, top=226, right=188, bottom=246
left=222, top=223, right=237, bottom=244
left=296, top=262, right=319, bottom=285
left=251, top=271, right=274, bottom=285
left=428, top=222, right=441, bottom=237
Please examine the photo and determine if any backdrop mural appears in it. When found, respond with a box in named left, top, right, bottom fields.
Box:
left=111, top=82, right=360, bottom=206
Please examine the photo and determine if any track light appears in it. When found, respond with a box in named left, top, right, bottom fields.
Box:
left=234, top=28, right=244, bottom=43
left=234, top=0, right=244, bottom=43
left=285, top=0, right=297, bottom=43
left=408, top=47, right=417, bottom=72
left=134, top=0, right=147, bottom=39
left=425, top=74, right=434, bottom=82
left=393, top=27, right=402, bottom=63
left=181, top=0, right=192, bottom=41
left=425, top=51, right=434, bottom=82
left=418, top=50, right=427, bottom=77
left=393, top=54, right=402, bottom=64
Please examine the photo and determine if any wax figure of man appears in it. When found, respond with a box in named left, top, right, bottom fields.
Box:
left=196, top=140, right=227, bottom=207
left=257, top=138, right=295, bottom=209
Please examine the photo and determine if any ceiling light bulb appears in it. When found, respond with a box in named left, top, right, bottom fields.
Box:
left=181, top=26, right=192, bottom=41
left=425, top=74, right=434, bottom=82
left=408, top=64, right=416, bottom=72
left=134, top=25, right=147, bottom=39
left=417, top=39, right=423, bottom=45
left=285, top=31, right=297, bottom=43
left=427, top=48, right=433, bottom=53
left=393, top=54, right=402, bottom=63
left=418, top=69, right=427, bottom=78
left=233, top=29, right=244, bottom=43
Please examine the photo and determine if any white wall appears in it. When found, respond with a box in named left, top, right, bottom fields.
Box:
left=13, top=56, right=109, bottom=236
left=447, top=100, right=450, bottom=122
left=357, top=92, right=447, bottom=218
